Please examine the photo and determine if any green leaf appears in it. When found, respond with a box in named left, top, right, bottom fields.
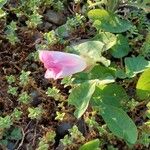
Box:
left=106, top=0, right=120, bottom=12
left=9, top=128, right=22, bottom=140
left=88, top=9, right=110, bottom=21
left=79, top=139, right=100, bottom=150
left=125, top=56, right=150, bottom=78
left=88, top=9, right=132, bottom=33
left=110, top=35, right=130, bottom=58
left=68, top=82, right=96, bottom=118
left=73, top=65, right=115, bottom=84
left=26, top=11, right=42, bottom=28
left=130, top=0, right=150, bottom=12
left=115, top=68, right=127, bottom=79
left=136, top=68, right=150, bottom=100
left=0, top=116, right=12, bottom=129
left=0, top=8, right=5, bottom=18
left=0, top=140, right=8, bottom=146
left=140, top=32, right=150, bottom=57
left=67, top=41, right=107, bottom=65
left=91, top=83, right=128, bottom=108
left=0, top=0, right=7, bottom=8
left=56, top=24, right=69, bottom=38
left=99, top=104, right=138, bottom=144
left=93, top=32, right=117, bottom=50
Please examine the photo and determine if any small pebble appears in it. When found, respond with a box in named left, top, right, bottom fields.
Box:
left=30, top=91, right=42, bottom=107
left=44, top=10, right=66, bottom=25
left=7, top=141, right=15, bottom=150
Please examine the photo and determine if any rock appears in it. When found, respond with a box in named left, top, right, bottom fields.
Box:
left=31, top=63, right=38, bottom=70
left=30, top=91, right=42, bottom=107
left=30, top=97, right=42, bottom=107
left=76, top=118, right=87, bottom=135
left=55, top=122, right=72, bottom=147
left=7, top=141, right=15, bottom=150
left=44, top=22, right=53, bottom=31
left=44, top=10, right=66, bottom=25
left=56, top=122, right=72, bottom=138
left=30, top=91, right=38, bottom=98
left=38, top=22, right=53, bottom=31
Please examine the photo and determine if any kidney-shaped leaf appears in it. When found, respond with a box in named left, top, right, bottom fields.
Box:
left=91, top=83, right=128, bottom=108
left=136, top=68, right=150, bottom=100
left=110, top=34, right=130, bottom=58
left=68, top=82, right=96, bottom=119
left=100, top=104, right=138, bottom=144
left=88, top=9, right=132, bottom=33
left=125, top=56, right=150, bottom=78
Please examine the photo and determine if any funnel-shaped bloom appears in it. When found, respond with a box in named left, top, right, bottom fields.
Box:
left=39, top=50, right=87, bottom=80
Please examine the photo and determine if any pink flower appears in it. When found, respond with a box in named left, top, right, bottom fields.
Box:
left=39, top=50, right=87, bottom=80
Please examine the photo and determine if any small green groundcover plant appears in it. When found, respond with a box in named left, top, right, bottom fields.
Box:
left=0, top=0, right=150, bottom=149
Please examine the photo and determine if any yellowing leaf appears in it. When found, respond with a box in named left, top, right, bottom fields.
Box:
left=136, top=68, right=150, bottom=100
left=79, top=139, right=100, bottom=150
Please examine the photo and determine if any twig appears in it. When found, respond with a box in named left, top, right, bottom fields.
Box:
left=32, top=121, right=38, bottom=147
left=15, top=121, right=32, bottom=149
left=16, top=128, right=25, bottom=150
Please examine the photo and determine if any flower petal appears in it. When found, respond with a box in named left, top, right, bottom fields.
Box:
left=55, top=63, right=86, bottom=79
left=44, top=69, right=54, bottom=79
left=45, top=66, right=62, bottom=79
left=39, top=50, right=55, bottom=69
left=39, top=50, right=87, bottom=79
